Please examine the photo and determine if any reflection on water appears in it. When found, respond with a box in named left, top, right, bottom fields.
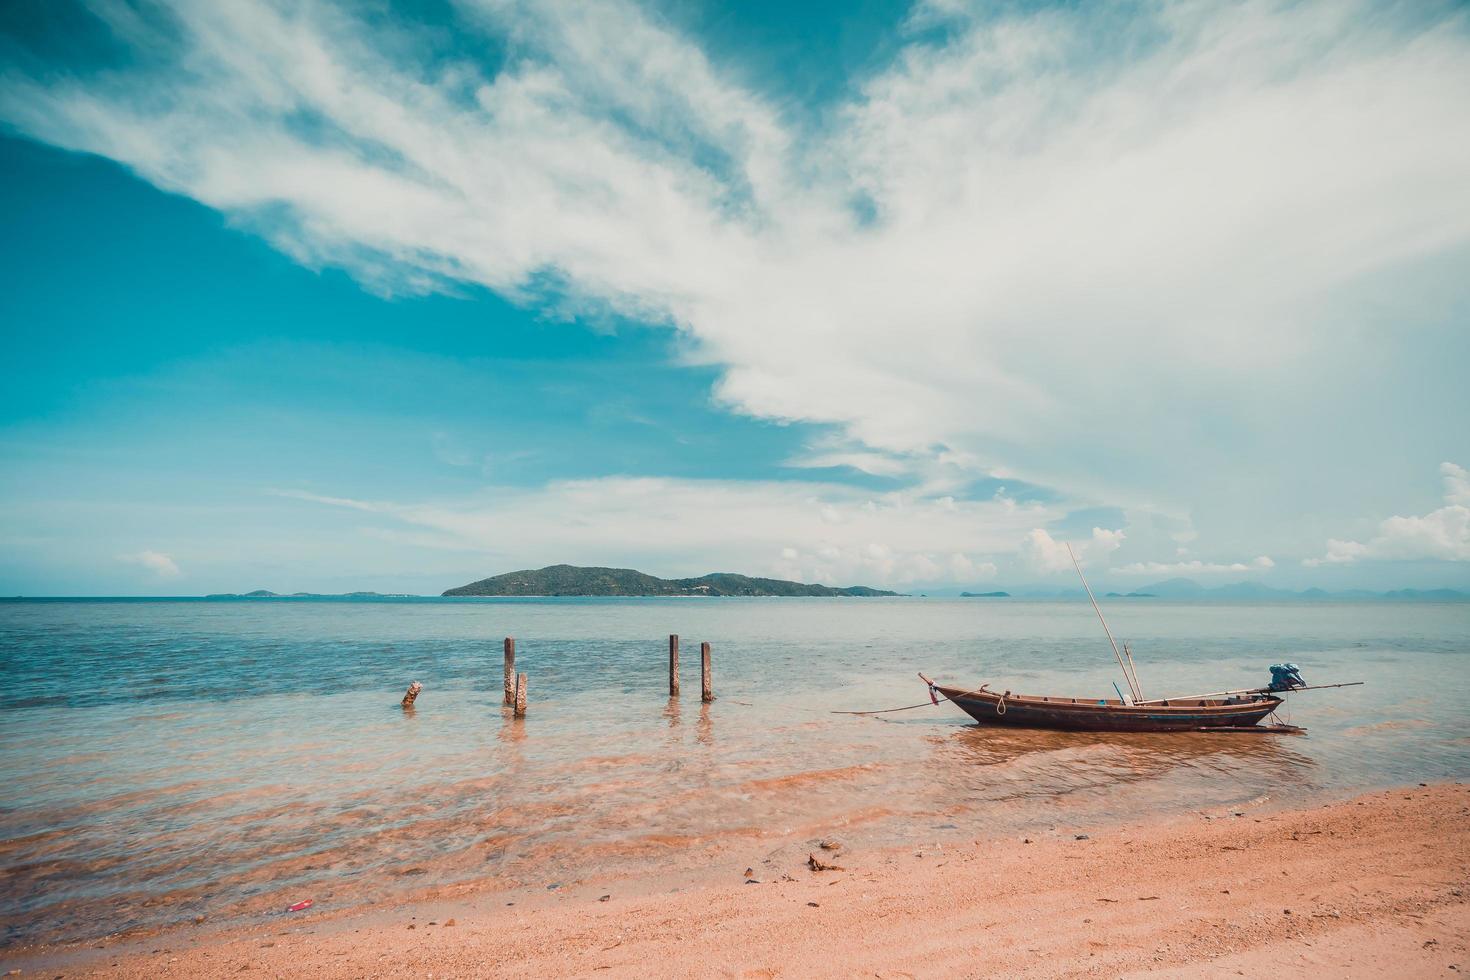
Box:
left=0, top=596, right=1466, bottom=946
left=941, top=725, right=1313, bottom=779
left=927, top=726, right=1316, bottom=815
left=696, top=702, right=714, bottom=746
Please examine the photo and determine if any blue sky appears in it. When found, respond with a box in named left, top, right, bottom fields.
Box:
left=1, top=0, right=1468, bottom=595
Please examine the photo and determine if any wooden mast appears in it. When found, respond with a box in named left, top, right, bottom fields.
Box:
left=1123, top=642, right=1144, bottom=702
left=1067, top=542, right=1142, bottom=703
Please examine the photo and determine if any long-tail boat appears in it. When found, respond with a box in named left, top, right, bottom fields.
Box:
left=923, top=544, right=1359, bottom=734
left=922, top=680, right=1287, bottom=732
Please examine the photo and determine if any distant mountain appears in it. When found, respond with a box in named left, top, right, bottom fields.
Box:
left=1135, top=579, right=1467, bottom=600
left=1204, top=581, right=1290, bottom=599
left=442, top=564, right=899, bottom=597
left=1137, top=577, right=1208, bottom=598
left=1381, top=588, right=1470, bottom=600
left=960, top=591, right=1010, bottom=597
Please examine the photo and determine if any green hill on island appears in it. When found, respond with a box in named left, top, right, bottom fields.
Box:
left=442, top=564, right=899, bottom=597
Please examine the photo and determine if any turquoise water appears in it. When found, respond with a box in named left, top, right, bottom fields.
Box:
left=1, top=597, right=1466, bottom=946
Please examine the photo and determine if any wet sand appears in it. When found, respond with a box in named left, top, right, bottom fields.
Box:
left=8, top=781, right=1466, bottom=978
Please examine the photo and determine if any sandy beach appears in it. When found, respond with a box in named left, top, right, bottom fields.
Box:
left=8, top=781, right=1465, bottom=978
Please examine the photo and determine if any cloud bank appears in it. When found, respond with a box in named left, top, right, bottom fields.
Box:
left=275, top=477, right=1057, bottom=586
left=6, top=0, right=1469, bottom=579
left=1112, top=556, right=1275, bottom=576
left=1305, top=463, right=1470, bottom=566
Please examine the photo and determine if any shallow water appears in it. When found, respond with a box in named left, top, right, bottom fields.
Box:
left=1, top=596, right=1466, bottom=945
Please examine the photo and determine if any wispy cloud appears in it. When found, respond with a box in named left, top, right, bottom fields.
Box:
left=267, top=488, right=385, bottom=512
left=1112, top=556, right=1275, bottom=576
left=1019, top=526, right=1124, bottom=573
left=274, top=475, right=1057, bottom=585
left=1304, top=463, right=1470, bottom=566
left=6, top=0, right=1469, bottom=568
left=119, top=549, right=181, bottom=577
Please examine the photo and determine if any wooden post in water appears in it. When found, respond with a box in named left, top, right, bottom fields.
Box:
left=503, top=637, right=516, bottom=706
left=514, top=672, right=528, bottom=717
left=669, top=634, right=680, bottom=697
left=401, top=681, right=422, bottom=709
left=700, top=642, right=714, bottom=703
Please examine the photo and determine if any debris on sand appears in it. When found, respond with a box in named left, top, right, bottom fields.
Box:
left=808, top=853, right=845, bottom=872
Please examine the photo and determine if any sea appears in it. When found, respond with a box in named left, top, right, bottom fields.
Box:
left=1, top=596, right=1466, bottom=947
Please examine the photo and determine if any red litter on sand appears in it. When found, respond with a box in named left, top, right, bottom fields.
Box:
left=287, top=899, right=314, bottom=913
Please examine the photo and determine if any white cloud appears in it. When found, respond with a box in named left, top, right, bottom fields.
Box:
left=278, top=475, right=1056, bottom=585
left=947, top=552, right=998, bottom=580
left=1304, top=463, right=1470, bottom=566
left=1020, top=526, right=1124, bottom=573
left=120, top=550, right=181, bottom=578
left=1303, top=539, right=1369, bottom=567
left=1444, top=462, right=1470, bottom=507
left=5, top=0, right=1469, bottom=560
left=1112, top=556, right=1275, bottom=576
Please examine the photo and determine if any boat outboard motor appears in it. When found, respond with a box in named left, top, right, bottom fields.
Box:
left=1268, top=663, right=1306, bottom=691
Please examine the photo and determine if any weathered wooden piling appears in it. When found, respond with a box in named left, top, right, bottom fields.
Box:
left=401, top=681, right=422, bottom=709
left=514, top=672, right=528, bottom=717
left=701, top=642, right=714, bottom=703
left=503, top=637, right=516, bottom=706
left=669, top=634, right=680, bottom=697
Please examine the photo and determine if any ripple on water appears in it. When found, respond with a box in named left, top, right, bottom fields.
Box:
left=2, top=596, right=1467, bottom=945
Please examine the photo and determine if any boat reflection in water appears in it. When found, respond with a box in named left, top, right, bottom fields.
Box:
left=914, top=723, right=1318, bottom=823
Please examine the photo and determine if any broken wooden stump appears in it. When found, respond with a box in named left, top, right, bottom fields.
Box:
left=401, top=681, right=422, bottom=709
left=701, top=641, right=714, bottom=703
left=514, top=672, right=528, bottom=718
left=668, top=634, right=680, bottom=697
left=503, top=637, right=516, bottom=706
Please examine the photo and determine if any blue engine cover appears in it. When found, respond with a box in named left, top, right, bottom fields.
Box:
left=1269, top=663, right=1306, bottom=691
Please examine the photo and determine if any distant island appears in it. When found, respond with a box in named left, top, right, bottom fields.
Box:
left=929, top=579, right=1466, bottom=600
left=193, top=574, right=1467, bottom=602
left=442, top=564, right=900, bottom=597
left=204, top=590, right=414, bottom=598
left=1123, top=578, right=1466, bottom=600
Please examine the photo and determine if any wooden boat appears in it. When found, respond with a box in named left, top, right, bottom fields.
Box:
left=930, top=682, right=1282, bottom=733
left=921, top=543, right=1358, bottom=734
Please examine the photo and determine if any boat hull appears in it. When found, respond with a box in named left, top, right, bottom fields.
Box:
left=938, top=685, right=1282, bottom=733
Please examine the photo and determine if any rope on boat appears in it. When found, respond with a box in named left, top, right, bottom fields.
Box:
left=830, top=699, right=947, bottom=716
left=830, top=680, right=994, bottom=716
left=994, top=691, right=1006, bottom=716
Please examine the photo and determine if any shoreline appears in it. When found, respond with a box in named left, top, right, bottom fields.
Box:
left=8, top=781, right=1466, bottom=978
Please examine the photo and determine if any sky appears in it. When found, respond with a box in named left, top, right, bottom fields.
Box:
left=0, top=0, right=1468, bottom=596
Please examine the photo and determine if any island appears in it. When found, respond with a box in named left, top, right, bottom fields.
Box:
left=960, top=591, right=1010, bottom=597
left=441, top=564, right=899, bottom=597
